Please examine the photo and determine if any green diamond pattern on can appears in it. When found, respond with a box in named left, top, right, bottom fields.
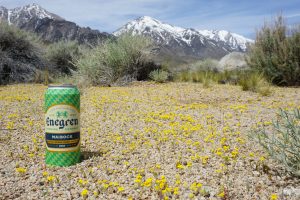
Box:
left=46, top=149, right=80, bottom=167
left=45, top=88, right=80, bottom=111
left=45, top=86, right=80, bottom=167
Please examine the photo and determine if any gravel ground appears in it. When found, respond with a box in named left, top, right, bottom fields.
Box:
left=0, top=82, right=299, bottom=200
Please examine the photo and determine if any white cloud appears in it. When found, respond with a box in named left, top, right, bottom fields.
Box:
left=286, top=13, right=300, bottom=18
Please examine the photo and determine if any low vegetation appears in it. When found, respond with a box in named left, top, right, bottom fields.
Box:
left=45, top=40, right=81, bottom=75
left=75, top=34, right=159, bottom=86
left=247, top=15, right=300, bottom=86
left=149, top=69, right=169, bottom=83
left=1, top=14, right=299, bottom=89
left=238, top=72, right=272, bottom=96
left=0, top=22, right=46, bottom=84
left=252, top=109, right=300, bottom=176
left=190, top=58, right=220, bottom=72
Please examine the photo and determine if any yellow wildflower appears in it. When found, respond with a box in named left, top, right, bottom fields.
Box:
left=270, top=194, right=278, bottom=200
left=217, top=191, right=225, bottom=198
left=190, top=182, right=202, bottom=192
left=6, top=121, right=14, bottom=129
left=223, top=145, right=230, bottom=152
left=134, top=174, right=142, bottom=183
left=16, top=167, right=27, bottom=174
left=173, top=187, right=179, bottom=195
left=42, top=171, right=48, bottom=177
left=103, top=183, right=109, bottom=189
left=264, top=121, right=272, bottom=126
left=81, top=188, right=88, bottom=198
left=143, top=178, right=153, bottom=187
left=47, top=176, right=56, bottom=182
left=176, top=162, right=185, bottom=169
left=231, top=148, right=239, bottom=158
left=78, top=179, right=88, bottom=186
left=93, top=190, right=99, bottom=197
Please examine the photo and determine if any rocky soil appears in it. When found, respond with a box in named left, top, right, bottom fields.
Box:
left=0, top=83, right=299, bottom=199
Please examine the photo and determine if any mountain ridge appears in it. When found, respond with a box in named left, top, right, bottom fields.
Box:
left=114, top=16, right=253, bottom=51
left=0, top=3, right=110, bottom=44
left=113, top=16, right=253, bottom=60
left=0, top=4, right=253, bottom=61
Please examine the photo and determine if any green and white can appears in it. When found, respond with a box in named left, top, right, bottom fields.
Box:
left=45, top=84, right=80, bottom=166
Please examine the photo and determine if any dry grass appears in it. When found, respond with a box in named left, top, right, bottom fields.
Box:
left=0, top=83, right=299, bottom=199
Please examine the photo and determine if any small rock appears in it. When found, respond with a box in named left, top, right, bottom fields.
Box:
left=283, top=187, right=300, bottom=197
left=252, top=171, right=260, bottom=176
left=202, top=185, right=215, bottom=197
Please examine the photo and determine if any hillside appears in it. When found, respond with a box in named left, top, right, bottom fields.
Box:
left=114, top=16, right=253, bottom=61
left=0, top=3, right=110, bottom=44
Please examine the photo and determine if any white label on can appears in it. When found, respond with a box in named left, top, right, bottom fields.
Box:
left=45, top=105, right=80, bottom=152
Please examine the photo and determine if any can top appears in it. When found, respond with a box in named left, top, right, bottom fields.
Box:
left=48, top=84, right=76, bottom=88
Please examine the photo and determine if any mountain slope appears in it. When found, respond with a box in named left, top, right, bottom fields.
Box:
left=114, top=16, right=253, bottom=60
left=0, top=3, right=62, bottom=26
left=198, top=30, right=253, bottom=52
left=0, top=4, right=110, bottom=44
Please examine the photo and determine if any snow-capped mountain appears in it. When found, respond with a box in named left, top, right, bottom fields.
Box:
left=0, top=4, right=253, bottom=61
left=0, top=4, right=110, bottom=44
left=198, top=29, right=253, bottom=52
left=0, top=3, right=62, bottom=26
left=114, top=16, right=253, bottom=60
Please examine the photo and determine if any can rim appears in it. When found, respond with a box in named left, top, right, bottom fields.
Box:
left=48, top=84, right=76, bottom=88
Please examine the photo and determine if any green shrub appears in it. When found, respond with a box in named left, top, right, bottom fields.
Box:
left=175, top=59, right=232, bottom=84
left=176, top=70, right=221, bottom=85
left=46, top=41, right=80, bottom=75
left=175, top=71, right=191, bottom=82
left=191, top=72, right=201, bottom=82
left=195, top=71, right=217, bottom=88
left=251, top=109, right=300, bottom=176
left=149, top=69, right=169, bottom=83
left=247, top=15, right=300, bottom=86
left=238, top=72, right=272, bottom=96
left=0, top=22, right=46, bottom=84
left=75, top=34, right=155, bottom=85
left=191, top=59, right=220, bottom=72
left=34, top=69, right=50, bottom=85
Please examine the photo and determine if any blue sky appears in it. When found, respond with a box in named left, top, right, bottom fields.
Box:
left=1, top=0, right=300, bottom=38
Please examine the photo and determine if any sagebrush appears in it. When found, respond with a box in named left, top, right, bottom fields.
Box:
left=252, top=109, right=300, bottom=176
left=247, top=15, right=300, bottom=86
left=75, top=34, right=157, bottom=85
left=46, top=41, right=81, bottom=75
left=238, top=72, right=272, bottom=96
left=0, top=22, right=46, bottom=84
left=149, top=69, right=169, bottom=83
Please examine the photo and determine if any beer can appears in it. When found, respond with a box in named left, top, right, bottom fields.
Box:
left=44, top=84, right=80, bottom=166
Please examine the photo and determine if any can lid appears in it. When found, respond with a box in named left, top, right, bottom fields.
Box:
left=48, top=84, right=76, bottom=88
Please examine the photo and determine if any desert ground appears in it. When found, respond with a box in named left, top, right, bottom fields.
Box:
left=0, top=83, right=299, bottom=199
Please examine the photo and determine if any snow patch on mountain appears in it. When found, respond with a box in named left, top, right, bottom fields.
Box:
left=115, top=16, right=185, bottom=37
left=0, top=3, right=62, bottom=25
left=114, top=16, right=253, bottom=52
left=199, top=30, right=254, bottom=51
